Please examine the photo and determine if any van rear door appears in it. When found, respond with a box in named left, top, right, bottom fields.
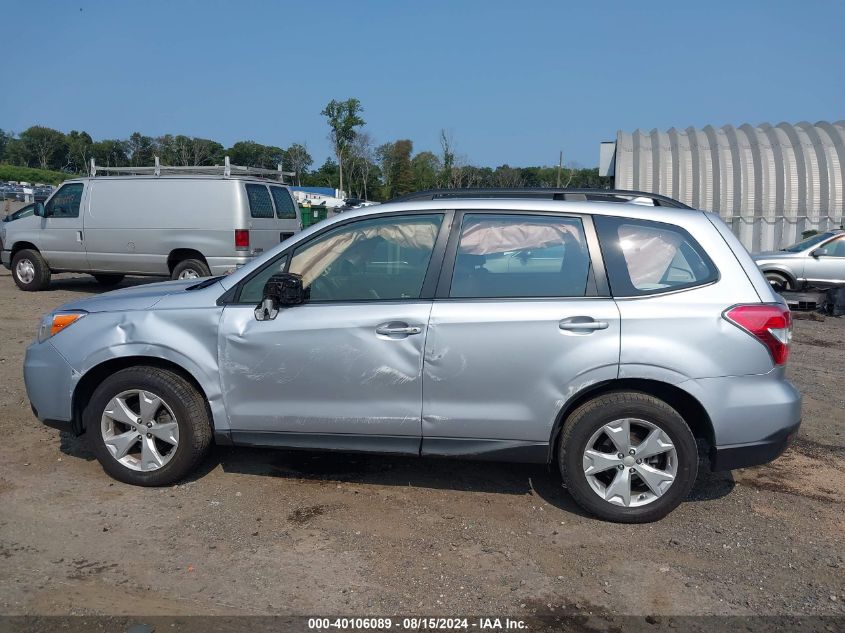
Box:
left=244, top=183, right=282, bottom=257
left=269, top=185, right=301, bottom=241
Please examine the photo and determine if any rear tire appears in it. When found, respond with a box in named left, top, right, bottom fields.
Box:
left=11, top=248, right=51, bottom=291
left=93, top=274, right=125, bottom=287
left=172, top=258, right=210, bottom=280
left=765, top=271, right=793, bottom=293
left=558, top=391, right=698, bottom=523
left=85, top=367, right=212, bottom=486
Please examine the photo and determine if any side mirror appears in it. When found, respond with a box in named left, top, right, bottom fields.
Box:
left=34, top=203, right=46, bottom=218
left=810, top=247, right=828, bottom=258
left=254, top=272, right=305, bottom=321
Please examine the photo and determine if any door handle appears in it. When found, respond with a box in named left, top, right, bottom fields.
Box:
left=376, top=323, right=422, bottom=337
left=559, top=317, right=609, bottom=332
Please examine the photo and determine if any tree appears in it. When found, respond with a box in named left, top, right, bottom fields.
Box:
left=439, top=129, right=456, bottom=187
left=16, top=126, right=67, bottom=170
left=411, top=151, right=441, bottom=191
left=91, top=139, right=129, bottom=167
left=380, top=140, right=415, bottom=199
left=321, top=98, right=365, bottom=195
left=285, top=143, right=312, bottom=185
left=228, top=141, right=285, bottom=170
left=65, top=130, right=93, bottom=173
left=0, top=128, right=12, bottom=163
left=127, top=132, right=156, bottom=166
left=491, top=164, right=524, bottom=187
left=173, top=135, right=224, bottom=166
left=303, top=158, right=340, bottom=189
left=347, top=132, right=376, bottom=200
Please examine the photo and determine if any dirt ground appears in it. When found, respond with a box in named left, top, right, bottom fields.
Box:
left=0, top=270, right=842, bottom=620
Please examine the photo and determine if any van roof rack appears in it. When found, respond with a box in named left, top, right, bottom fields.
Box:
left=89, top=156, right=295, bottom=183
left=390, top=188, right=692, bottom=209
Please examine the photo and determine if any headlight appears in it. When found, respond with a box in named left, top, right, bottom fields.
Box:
left=37, top=311, right=86, bottom=343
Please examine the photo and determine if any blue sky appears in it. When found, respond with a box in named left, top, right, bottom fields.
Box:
left=1, top=0, right=843, bottom=168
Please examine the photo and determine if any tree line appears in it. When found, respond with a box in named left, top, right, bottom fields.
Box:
left=0, top=98, right=609, bottom=200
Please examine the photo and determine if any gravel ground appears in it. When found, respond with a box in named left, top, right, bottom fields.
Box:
left=0, top=270, right=842, bottom=619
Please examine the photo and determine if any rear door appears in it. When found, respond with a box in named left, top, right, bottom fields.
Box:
left=40, top=182, right=89, bottom=271
left=244, top=183, right=281, bottom=257
left=269, top=185, right=301, bottom=242
left=421, top=211, right=620, bottom=456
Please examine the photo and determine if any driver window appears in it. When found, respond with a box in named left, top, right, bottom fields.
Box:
left=289, top=215, right=443, bottom=302
left=45, top=183, right=84, bottom=218
left=826, top=237, right=845, bottom=257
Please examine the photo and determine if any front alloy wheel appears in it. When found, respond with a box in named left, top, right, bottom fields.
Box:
left=101, top=389, right=180, bottom=471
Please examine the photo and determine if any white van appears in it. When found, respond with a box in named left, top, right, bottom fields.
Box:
left=1, top=170, right=301, bottom=291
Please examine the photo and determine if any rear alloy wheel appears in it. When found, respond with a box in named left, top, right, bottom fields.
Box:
left=559, top=392, right=698, bottom=523
left=86, top=367, right=212, bottom=486
left=765, top=271, right=792, bottom=293
left=172, top=258, right=210, bottom=280
left=11, top=248, right=51, bottom=291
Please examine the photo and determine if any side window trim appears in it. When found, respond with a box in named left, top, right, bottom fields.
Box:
left=227, top=210, right=454, bottom=305
left=434, top=210, right=608, bottom=300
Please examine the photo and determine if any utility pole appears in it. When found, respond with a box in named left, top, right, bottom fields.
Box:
left=556, top=151, right=563, bottom=188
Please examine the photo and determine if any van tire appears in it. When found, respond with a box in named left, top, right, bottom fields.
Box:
left=11, top=249, right=51, bottom=291
left=172, top=258, right=210, bottom=280
left=85, top=366, right=212, bottom=486
left=93, top=274, right=125, bottom=287
left=558, top=391, right=698, bottom=523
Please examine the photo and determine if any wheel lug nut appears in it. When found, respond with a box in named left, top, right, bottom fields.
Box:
left=146, top=433, right=152, bottom=438
left=617, top=453, right=624, bottom=459
left=629, top=467, right=635, bottom=473
left=636, top=458, right=642, bottom=464
left=629, top=449, right=636, bottom=455
left=146, top=422, right=153, bottom=428
left=617, top=464, right=624, bottom=470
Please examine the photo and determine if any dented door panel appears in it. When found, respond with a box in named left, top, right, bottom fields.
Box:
left=218, top=302, right=432, bottom=436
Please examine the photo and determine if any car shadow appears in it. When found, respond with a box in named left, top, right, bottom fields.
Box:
left=58, top=434, right=735, bottom=518
left=38, top=274, right=157, bottom=294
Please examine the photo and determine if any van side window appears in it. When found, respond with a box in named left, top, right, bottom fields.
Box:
left=46, top=183, right=84, bottom=218
left=594, top=215, right=718, bottom=296
left=449, top=214, right=591, bottom=298
left=270, top=187, right=298, bottom=219
left=245, top=184, right=274, bottom=219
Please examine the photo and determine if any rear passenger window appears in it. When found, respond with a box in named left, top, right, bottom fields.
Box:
left=594, top=216, right=718, bottom=296
left=245, top=184, right=274, bottom=218
left=270, top=186, right=298, bottom=219
left=449, top=214, right=591, bottom=298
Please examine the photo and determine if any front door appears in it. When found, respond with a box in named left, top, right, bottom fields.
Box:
left=422, top=212, right=620, bottom=456
left=218, top=212, right=447, bottom=452
left=803, top=235, right=845, bottom=286
left=39, top=182, right=88, bottom=271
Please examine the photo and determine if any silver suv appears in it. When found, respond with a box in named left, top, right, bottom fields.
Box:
left=23, top=190, right=801, bottom=522
left=752, top=230, right=845, bottom=291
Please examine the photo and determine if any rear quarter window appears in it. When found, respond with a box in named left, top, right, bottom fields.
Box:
left=594, top=215, right=718, bottom=296
left=245, top=184, right=274, bottom=219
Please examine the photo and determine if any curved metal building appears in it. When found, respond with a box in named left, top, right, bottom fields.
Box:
left=608, top=121, right=845, bottom=250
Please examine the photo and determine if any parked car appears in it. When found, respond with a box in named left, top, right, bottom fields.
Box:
left=753, top=230, right=845, bottom=291
left=0, top=174, right=302, bottom=290
left=23, top=189, right=800, bottom=523
left=3, top=203, right=35, bottom=223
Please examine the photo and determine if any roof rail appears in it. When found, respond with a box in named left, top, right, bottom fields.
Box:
left=389, top=188, right=693, bottom=209
left=89, top=156, right=295, bottom=183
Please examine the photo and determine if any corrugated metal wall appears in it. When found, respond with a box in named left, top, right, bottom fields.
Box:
left=614, top=121, right=845, bottom=251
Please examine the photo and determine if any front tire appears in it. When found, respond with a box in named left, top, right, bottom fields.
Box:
left=85, top=367, right=212, bottom=486
left=11, top=248, right=51, bottom=291
left=765, top=271, right=793, bottom=293
left=558, top=391, right=698, bottom=523
left=172, top=258, right=210, bottom=280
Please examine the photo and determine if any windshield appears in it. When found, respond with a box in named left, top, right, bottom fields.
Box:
left=783, top=232, right=834, bottom=252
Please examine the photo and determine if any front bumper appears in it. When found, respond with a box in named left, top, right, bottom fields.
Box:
left=24, top=340, right=78, bottom=433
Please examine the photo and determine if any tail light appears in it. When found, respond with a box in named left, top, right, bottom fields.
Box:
left=234, top=229, right=250, bottom=251
left=724, top=304, right=792, bottom=365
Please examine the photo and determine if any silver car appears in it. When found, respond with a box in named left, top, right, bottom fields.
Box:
left=753, top=230, right=845, bottom=291
left=23, top=192, right=801, bottom=522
